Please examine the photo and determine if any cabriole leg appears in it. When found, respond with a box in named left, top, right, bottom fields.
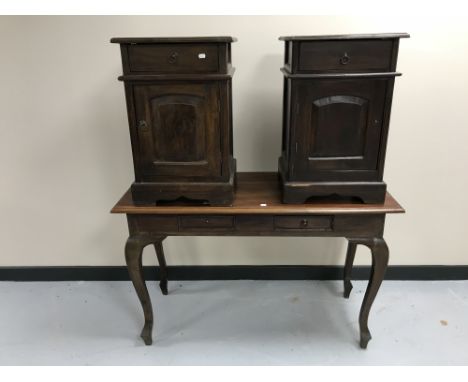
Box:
left=153, top=237, right=168, bottom=295
left=125, top=235, right=155, bottom=345
left=343, top=240, right=358, bottom=298
left=355, top=237, right=389, bottom=349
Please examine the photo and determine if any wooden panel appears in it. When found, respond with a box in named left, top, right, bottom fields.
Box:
left=111, top=172, right=405, bottom=215
left=274, top=215, right=332, bottom=231
left=236, top=216, right=274, bottom=231
left=291, top=78, right=387, bottom=178
left=150, top=95, right=205, bottom=162
left=298, top=40, right=393, bottom=73
left=127, top=44, right=219, bottom=74
left=133, top=83, right=221, bottom=179
left=310, top=95, right=368, bottom=158
left=132, top=215, right=179, bottom=232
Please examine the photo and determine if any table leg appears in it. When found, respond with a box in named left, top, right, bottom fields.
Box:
left=153, top=237, right=168, bottom=296
left=352, top=237, right=389, bottom=349
left=343, top=240, right=357, bottom=298
left=125, top=235, right=155, bottom=345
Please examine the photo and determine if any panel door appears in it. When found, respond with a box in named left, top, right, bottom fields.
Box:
left=133, top=83, right=221, bottom=180
left=290, top=79, right=388, bottom=181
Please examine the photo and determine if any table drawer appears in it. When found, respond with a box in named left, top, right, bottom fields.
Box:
left=131, top=215, right=179, bottom=232
left=274, top=215, right=332, bottom=231
left=127, top=43, right=219, bottom=73
left=298, top=40, right=393, bottom=73
left=180, top=215, right=234, bottom=230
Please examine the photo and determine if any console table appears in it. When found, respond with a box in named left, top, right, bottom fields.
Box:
left=111, top=172, right=404, bottom=349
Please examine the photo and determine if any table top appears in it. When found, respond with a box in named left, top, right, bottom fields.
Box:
left=111, top=172, right=405, bottom=215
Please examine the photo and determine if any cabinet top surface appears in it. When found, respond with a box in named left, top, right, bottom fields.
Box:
left=111, top=172, right=405, bottom=215
left=110, top=36, right=237, bottom=44
left=279, top=33, right=410, bottom=41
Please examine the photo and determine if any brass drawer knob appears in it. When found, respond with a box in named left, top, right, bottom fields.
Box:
left=339, top=52, right=350, bottom=65
left=300, top=219, right=308, bottom=227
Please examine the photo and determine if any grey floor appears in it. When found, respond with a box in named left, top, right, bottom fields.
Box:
left=0, top=280, right=467, bottom=365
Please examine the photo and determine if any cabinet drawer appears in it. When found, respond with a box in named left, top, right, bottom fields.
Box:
left=127, top=43, right=219, bottom=73
left=274, top=215, right=332, bottom=231
left=298, top=40, right=393, bottom=73
left=180, top=215, right=234, bottom=230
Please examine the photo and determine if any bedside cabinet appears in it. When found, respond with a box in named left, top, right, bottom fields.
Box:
left=278, top=33, right=409, bottom=203
left=111, top=37, right=237, bottom=205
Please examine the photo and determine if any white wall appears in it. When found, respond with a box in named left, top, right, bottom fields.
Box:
left=1, top=16, right=467, bottom=267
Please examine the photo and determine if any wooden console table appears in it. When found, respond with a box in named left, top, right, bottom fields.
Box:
left=111, top=172, right=404, bottom=349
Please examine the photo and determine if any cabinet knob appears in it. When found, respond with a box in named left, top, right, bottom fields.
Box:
left=168, top=52, right=179, bottom=64
left=138, top=120, right=147, bottom=129
left=300, top=219, right=308, bottom=227
left=339, top=53, right=350, bottom=65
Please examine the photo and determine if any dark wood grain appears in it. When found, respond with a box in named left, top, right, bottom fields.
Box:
left=354, top=237, right=389, bottom=349
left=153, top=238, right=168, bottom=295
left=279, top=33, right=410, bottom=41
left=298, top=40, right=393, bottom=73
left=113, top=37, right=237, bottom=205
left=127, top=43, right=220, bottom=74
left=111, top=36, right=237, bottom=43
left=115, top=174, right=404, bottom=348
left=278, top=34, right=409, bottom=203
left=343, top=240, right=358, bottom=298
left=111, top=172, right=404, bottom=215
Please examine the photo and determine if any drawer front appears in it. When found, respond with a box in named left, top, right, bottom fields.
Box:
left=180, top=215, right=234, bottom=230
left=132, top=215, right=179, bottom=233
left=274, top=215, right=332, bottom=231
left=298, top=40, right=393, bottom=73
left=127, top=43, right=219, bottom=73
left=236, top=216, right=274, bottom=232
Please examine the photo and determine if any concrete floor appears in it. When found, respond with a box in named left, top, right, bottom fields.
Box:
left=0, top=280, right=467, bottom=365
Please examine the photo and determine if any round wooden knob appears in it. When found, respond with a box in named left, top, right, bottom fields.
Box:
left=339, top=53, right=350, bottom=65
left=168, top=52, right=178, bottom=64
left=301, top=219, right=308, bottom=227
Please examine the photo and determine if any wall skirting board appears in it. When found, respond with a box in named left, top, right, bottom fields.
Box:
left=1, top=266, right=468, bottom=281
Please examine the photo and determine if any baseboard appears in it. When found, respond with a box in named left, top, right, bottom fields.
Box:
left=1, top=265, right=468, bottom=281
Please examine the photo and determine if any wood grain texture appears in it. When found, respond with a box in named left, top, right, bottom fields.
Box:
left=279, top=33, right=410, bottom=41
left=113, top=37, right=236, bottom=205
left=111, top=37, right=237, bottom=44
left=279, top=34, right=408, bottom=204
left=111, top=172, right=404, bottom=215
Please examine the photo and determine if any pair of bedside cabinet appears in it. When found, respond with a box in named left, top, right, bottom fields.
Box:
left=112, top=33, right=409, bottom=205
left=111, top=33, right=409, bottom=348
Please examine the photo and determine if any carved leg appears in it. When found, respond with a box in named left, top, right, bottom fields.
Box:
left=343, top=240, right=357, bottom=298
left=153, top=238, right=168, bottom=296
left=356, top=237, right=389, bottom=349
left=125, top=235, right=154, bottom=345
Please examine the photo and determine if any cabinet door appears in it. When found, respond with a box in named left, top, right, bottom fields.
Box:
left=291, top=79, right=388, bottom=181
left=133, top=83, right=221, bottom=180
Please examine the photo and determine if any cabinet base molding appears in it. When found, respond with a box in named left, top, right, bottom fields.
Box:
left=131, top=159, right=236, bottom=206
left=279, top=165, right=386, bottom=204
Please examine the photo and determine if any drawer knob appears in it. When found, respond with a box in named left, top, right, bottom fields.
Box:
left=138, top=120, right=147, bottom=129
left=300, top=219, right=308, bottom=227
left=168, top=52, right=179, bottom=64
left=204, top=219, right=209, bottom=224
left=339, top=53, right=350, bottom=65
